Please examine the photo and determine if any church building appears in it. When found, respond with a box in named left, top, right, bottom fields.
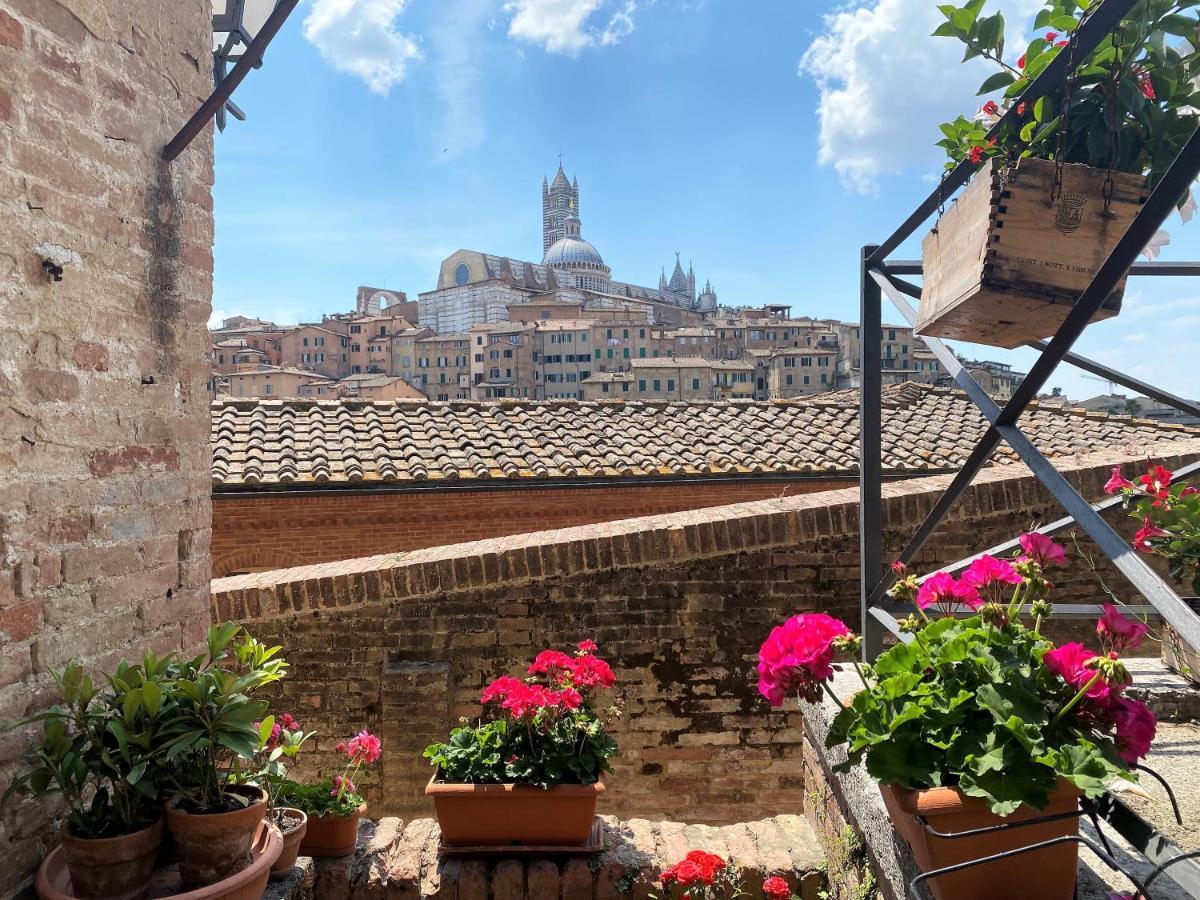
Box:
left=417, top=164, right=718, bottom=333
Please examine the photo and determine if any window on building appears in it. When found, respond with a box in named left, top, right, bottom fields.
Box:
left=804, top=375, right=810, bottom=385
left=315, top=336, right=325, bottom=347
left=638, top=379, right=647, bottom=391
left=653, top=379, right=661, bottom=391
left=601, top=382, right=610, bottom=393
left=352, top=343, right=361, bottom=353
left=316, top=353, right=324, bottom=363
left=352, top=365, right=361, bottom=374
left=801, top=357, right=812, bottom=367
left=888, top=329, right=896, bottom=341
left=302, top=337, right=309, bottom=347
left=350, top=325, right=361, bottom=334
left=821, top=373, right=828, bottom=384
left=263, top=384, right=273, bottom=395
left=786, top=374, right=793, bottom=386
left=454, top=262, right=470, bottom=286
left=692, top=378, right=700, bottom=390
left=667, top=379, right=675, bottom=392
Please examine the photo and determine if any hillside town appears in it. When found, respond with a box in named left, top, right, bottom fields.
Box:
left=209, top=165, right=1027, bottom=404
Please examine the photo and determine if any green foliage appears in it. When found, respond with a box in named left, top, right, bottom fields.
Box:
left=933, top=0, right=1200, bottom=188
left=827, top=615, right=1130, bottom=816
left=274, top=778, right=364, bottom=819
left=155, top=623, right=288, bottom=812
left=2, top=654, right=174, bottom=838
left=425, top=711, right=619, bottom=789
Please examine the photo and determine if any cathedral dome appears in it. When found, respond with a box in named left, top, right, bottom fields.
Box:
left=542, top=236, right=605, bottom=268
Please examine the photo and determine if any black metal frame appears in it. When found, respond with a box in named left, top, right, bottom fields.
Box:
left=857, top=0, right=1200, bottom=892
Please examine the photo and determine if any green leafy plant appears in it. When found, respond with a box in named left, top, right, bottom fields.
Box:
left=274, top=778, right=364, bottom=819
left=157, top=622, right=288, bottom=812
left=2, top=654, right=172, bottom=838
left=1107, top=462, right=1200, bottom=592
left=240, top=712, right=313, bottom=816
left=758, top=534, right=1158, bottom=816
left=933, top=0, right=1200, bottom=191
left=424, top=640, right=620, bottom=789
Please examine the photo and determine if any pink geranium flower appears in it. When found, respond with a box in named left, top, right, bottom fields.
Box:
left=330, top=773, right=356, bottom=796
left=1111, top=697, right=1156, bottom=765
left=916, top=571, right=983, bottom=612
left=577, top=639, right=598, bottom=654
left=1096, top=604, right=1148, bottom=652
left=961, top=555, right=1022, bottom=604
left=757, top=613, right=852, bottom=707
left=346, top=730, right=382, bottom=765
left=1018, top=532, right=1068, bottom=568
left=1044, top=643, right=1116, bottom=700
left=528, top=650, right=575, bottom=680
left=570, top=654, right=616, bottom=689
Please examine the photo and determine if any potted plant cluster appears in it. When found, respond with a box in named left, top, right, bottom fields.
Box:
left=246, top=713, right=313, bottom=879
left=275, top=728, right=381, bottom=858
left=3, top=657, right=171, bottom=900
left=423, top=639, right=619, bottom=847
left=1107, top=461, right=1200, bottom=683
left=758, top=533, right=1158, bottom=900
left=3, top=623, right=288, bottom=900
left=918, top=0, right=1199, bottom=347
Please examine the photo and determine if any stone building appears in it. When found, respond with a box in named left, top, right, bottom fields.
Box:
left=0, top=1, right=215, bottom=890
left=468, top=321, right=536, bottom=399
left=412, top=333, right=472, bottom=400
left=219, top=366, right=335, bottom=399
left=278, top=323, right=349, bottom=381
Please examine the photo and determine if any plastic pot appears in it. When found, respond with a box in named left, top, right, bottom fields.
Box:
left=426, top=771, right=604, bottom=847
left=880, top=780, right=1081, bottom=900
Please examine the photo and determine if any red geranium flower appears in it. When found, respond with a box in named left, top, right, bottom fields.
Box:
left=915, top=571, right=983, bottom=612
left=961, top=555, right=1022, bottom=604
left=763, top=876, right=792, bottom=899
left=1044, top=642, right=1123, bottom=700
left=1096, top=604, right=1148, bottom=652
left=1111, top=697, right=1156, bottom=764
left=1018, top=532, right=1068, bottom=568
left=757, top=613, right=852, bottom=706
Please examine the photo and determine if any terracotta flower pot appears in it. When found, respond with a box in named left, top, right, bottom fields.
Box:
left=298, top=803, right=365, bottom=858
left=38, top=821, right=282, bottom=900
left=268, top=808, right=308, bottom=880
left=880, top=780, right=1081, bottom=900
left=165, top=785, right=268, bottom=888
left=426, top=771, right=604, bottom=847
left=56, top=818, right=163, bottom=900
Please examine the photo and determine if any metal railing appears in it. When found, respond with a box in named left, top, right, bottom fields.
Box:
left=856, top=0, right=1200, bottom=892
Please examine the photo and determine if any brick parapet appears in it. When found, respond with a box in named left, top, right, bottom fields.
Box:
left=210, top=442, right=1200, bottom=825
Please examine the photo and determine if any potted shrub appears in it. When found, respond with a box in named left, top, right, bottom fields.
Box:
left=157, top=623, right=287, bottom=888
left=758, top=534, right=1157, bottom=900
left=3, top=656, right=171, bottom=900
left=423, top=639, right=619, bottom=847
left=276, top=729, right=381, bottom=858
left=1107, top=462, right=1200, bottom=683
left=244, top=712, right=313, bottom=879
left=918, top=0, right=1197, bottom=347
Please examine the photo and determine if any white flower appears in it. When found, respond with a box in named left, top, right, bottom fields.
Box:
left=1141, top=229, right=1171, bottom=261
left=1180, top=190, right=1197, bottom=224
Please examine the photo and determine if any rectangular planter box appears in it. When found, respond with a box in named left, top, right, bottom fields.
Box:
left=918, top=157, right=1147, bottom=349
left=425, top=772, right=604, bottom=847
left=881, top=779, right=1081, bottom=900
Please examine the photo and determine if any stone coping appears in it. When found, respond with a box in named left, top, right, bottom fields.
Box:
left=265, top=815, right=825, bottom=900
left=211, top=441, right=1200, bottom=621
left=800, top=665, right=1199, bottom=900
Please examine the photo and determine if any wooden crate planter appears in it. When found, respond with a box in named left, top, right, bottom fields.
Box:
left=918, top=157, right=1148, bottom=348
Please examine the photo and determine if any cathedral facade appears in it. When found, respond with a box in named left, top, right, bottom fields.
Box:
left=418, top=163, right=718, bottom=332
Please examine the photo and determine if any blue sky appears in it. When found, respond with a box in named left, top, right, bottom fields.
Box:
left=212, top=0, right=1200, bottom=401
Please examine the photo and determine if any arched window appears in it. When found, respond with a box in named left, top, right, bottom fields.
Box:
left=454, top=263, right=470, bottom=286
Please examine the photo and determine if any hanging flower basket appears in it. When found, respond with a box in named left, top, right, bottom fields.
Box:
left=919, top=156, right=1146, bottom=348
left=918, top=0, right=1198, bottom=349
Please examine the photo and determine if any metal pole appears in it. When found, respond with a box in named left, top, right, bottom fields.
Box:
left=860, top=246, right=884, bottom=659
left=163, top=0, right=300, bottom=161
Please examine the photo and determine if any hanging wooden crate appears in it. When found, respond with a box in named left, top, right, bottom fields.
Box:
left=917, top=157, right=1148, bottom=349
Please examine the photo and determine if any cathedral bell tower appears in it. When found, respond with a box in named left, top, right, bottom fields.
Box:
left=543, top=162, right=580, bottom=254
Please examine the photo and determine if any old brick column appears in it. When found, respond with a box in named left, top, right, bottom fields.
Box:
left=0, top=1, right=215, bottom=891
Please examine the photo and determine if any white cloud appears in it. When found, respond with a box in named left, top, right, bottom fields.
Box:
left=303, top=0, right=423, bottom=94
left=428, top=0, right=493, bottom=159
left=601, top=0, right=638, bottom=46
left=504, top=0, right=636, bottom=55
left=799, top=0, right=1042, bottom=193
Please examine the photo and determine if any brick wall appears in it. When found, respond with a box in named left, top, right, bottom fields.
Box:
left=210, top=442, right=1200, bottom=829
left=210, top=478, right=855, bottom=575
left=0, top=1, right=214, bottom=892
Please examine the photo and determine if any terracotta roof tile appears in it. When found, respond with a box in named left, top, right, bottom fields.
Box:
left=209, top=385, right=1200, bottom=489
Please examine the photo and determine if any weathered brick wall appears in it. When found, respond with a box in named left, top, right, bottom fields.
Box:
left=210, top=478, right=855, bottom=575
left=0, top=1, right=214, bottom=892
left=210, top=442, right=1200, bottom=828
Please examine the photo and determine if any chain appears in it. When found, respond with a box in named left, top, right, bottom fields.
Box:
left=1050, top=26, right=1081, bottom=205
left=1101, top=22, right=1125, bottom=218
